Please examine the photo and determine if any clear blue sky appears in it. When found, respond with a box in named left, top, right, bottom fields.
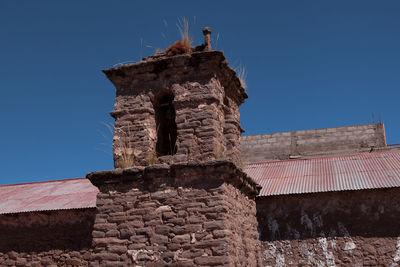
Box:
left=1, top=1, right=399, bottom=185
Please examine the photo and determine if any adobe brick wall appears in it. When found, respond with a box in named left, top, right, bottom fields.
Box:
left=242, top=123, right=386, bottom=163
left=256, top=188, right=400, bottom=266
left=104, top=51, right=246, bottom=168
left=0, top=209, right=95, bottom=266
left=87, top=160, right=262, bottom=266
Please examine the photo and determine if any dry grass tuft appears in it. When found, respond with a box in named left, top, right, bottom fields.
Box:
left=98, top=123, right=134, bottom=168
left=235, top=65, right=247, bottom=89
left=114, top=127, right=134, bottom=168
left=97, top=122, right=114, bottom=156
left=177, top=17, right=193, bottom=49
left=147, top=151, right=158, bottom=165
left=117, top=140, right=134, bottom=168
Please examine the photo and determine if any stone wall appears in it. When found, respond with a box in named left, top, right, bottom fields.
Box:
left=242, top=123, right=387, bottom=163
left=256, top=188, right=400, bottom=266
left=104, top=51, right=246, bottom=168
left=0, top=209, right=95, bottom=266
left=224, top=183, right=262, bottom=266
left=87, top=160, right=262, bottom=266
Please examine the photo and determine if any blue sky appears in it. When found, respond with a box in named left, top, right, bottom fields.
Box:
left=1, top=1, right=399, bottom=185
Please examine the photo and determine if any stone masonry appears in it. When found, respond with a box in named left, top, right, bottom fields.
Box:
left=242, top=123, right=387, bottom=163
left=0, top=47, right=264, bottom=266
left=0, top=209, right=95, bottom=266
left=104, top=51, right=246, bottom=168
left=256, top=188, right=400, bottom=266
left=87, top=48, right=263, bottom=266
left=87, top=160, right=262, bottom=266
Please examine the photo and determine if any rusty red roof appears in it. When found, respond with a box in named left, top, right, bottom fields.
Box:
left=2, top=150, right=400, bottom=212
left=245, top=150, right=400, bottom=197
left=0, top=178, right=98, bottom=214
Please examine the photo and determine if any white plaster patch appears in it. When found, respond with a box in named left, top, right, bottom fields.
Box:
left=392, top=235, right=400, bottom=265
left=307, top=250, right=315, bottom=265
left=263, top=242, right=286, bottom=267
left=299, top=242, right=314, bottom=265
left=338, top=222, right=356, bottom=251
left=330, top=239, right=337, bottom=249
left=343, top=241, right=356, bottom=251
left=318, top=237, right=336, bottom=267
left=276, top=252, right=285, bottom=267
left=263, top=242, right=276, bottom=260
left=282, top=240, right=292, bottom=256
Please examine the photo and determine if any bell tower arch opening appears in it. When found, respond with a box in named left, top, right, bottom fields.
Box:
left=154, top=91, right=177, bottom=156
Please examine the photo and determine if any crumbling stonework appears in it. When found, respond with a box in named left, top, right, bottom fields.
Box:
left=87, top=160, right=262, bottom=266
left=104, top=51, right=246, bottom=168
left=256, top=188, right=400, bottom=266
left=0, top=209, right=95, bottom=266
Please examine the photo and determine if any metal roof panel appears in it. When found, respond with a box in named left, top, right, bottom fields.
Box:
left=0, top=178, right=98, bottom=214
left=245, top=150, right=400, bottom=196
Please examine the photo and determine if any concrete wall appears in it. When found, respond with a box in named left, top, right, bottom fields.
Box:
left=256, top=188, right=400, bottom=266
left=241, top=123, right=387, bottom=163
left=0, top=209, right=95, bottom=266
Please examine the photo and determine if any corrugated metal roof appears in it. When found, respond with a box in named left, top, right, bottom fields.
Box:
left=245, top=150, right=400, bottom=197
left=0, top=178, right=98, bottom=214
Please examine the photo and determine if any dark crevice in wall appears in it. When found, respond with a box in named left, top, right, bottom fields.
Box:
left=154, top=91, right=177, bottom=156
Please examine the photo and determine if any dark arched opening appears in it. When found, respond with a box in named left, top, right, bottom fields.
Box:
left=155, top=92, right=177, bottom=156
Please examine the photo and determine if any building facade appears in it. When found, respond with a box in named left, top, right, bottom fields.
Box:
left=1, top=36, right=400, bottom=266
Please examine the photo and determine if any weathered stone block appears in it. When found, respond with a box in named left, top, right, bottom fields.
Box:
left=93, top=252, right=120, bottom=261
left=194, top=255, right=230, bottom=265
left=172, top=234, right=191, bottom=244
left=150, top=235, right=169, bottom=245
left=65, top=258, right=81, bottom=266
left=204, top=220, right=225, bottom=230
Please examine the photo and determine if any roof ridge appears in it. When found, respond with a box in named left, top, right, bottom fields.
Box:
left=245, top=150, right=400, bottom=166
left=0, top=177, right=87, bottom=188
left=241, top=123, right=383, bottom=138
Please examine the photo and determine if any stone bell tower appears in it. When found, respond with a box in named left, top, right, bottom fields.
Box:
left=103, top=39, right=247, bottom=168
left=87, top=29, right=262, bottom=266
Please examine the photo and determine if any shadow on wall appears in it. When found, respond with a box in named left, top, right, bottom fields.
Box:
left=256, top=188, right=400, bottom=242
left=0, top=209, right=96, bottom=253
